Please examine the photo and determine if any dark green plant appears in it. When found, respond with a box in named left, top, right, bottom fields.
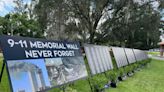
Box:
left=132, top=63, right=138, bottom=70
left=118, top=68, right=125, bottom=77
left=125, top=65, right=133, bottom=74
left=90, top=74, right=108, bottom=92
left=111, top=57, right=118, bottom=69
left=136, top=58, right=151, bottom=68
left=107, top=70, right=118, bottom=83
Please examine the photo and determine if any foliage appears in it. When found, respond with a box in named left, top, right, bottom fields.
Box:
left=0, top=0, right=44, bottom=38
left=106, top=70, right=118, bottom=82
left=118, top=68, right=125, bottom=77
left=34, top=0, right=163, bottom=49
left=0, top=13, right=43, bottom=38
left=132, top=63, right=138, bottom=70
left=34, top=0, right=75, bottom=40
left=90, top=74, right=108, bottom=91
left=124, top=65, right=133, bottom=74
left=143, top=58, right=152, bottom=65
left=107, top=0, right=161, bottom=49
left=111, top=57, right=118, bottom=69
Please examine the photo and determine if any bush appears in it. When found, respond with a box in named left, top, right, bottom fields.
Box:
left=125, top=65, right=133, bottom=74
left=132, top=63, right=138, bottom=71
left=137, top=58, right=151, bottom=67
left=106, top=70, right=118, bottom=83
left=118, top=68, right=125, bottom=77
left=90, top=74, right=108, bottom=92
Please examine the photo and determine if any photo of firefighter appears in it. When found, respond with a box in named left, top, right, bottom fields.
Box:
left=7, top=59, right=51, bottom=92
left=45, top=56, right=88, bottom=86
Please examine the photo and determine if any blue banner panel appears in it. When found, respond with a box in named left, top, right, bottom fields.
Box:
left=0, top=35, right=88, bottom=92
left=0, top=35, right=82, bottom=60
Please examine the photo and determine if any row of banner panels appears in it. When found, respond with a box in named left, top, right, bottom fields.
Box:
left=0, top=35, right=149, bottom=92
left=112, top=47, right=148, bottom=68
left=84, top=44, right=113, bottom=75
left=84, top=45, right=148, bottom=74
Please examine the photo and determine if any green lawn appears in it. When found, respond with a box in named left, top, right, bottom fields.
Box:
left=148, top=51, right=160, bottom=56
left=0, top=57, right=11, bottom=92
left=0, top=58, right=164, bottom=92
left=106, top=59, right=164, bottom=92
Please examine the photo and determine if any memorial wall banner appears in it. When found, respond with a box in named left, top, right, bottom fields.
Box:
left=0, top=35, right=88, bottom=92
left=0, top=35, right=82, bottom=60
left=84, top=44, right=113, bottom=75
left=112, top=47, right=128, bottom=68
left=124, top=48, right=136, bottom=64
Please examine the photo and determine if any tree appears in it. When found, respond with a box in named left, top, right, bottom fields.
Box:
left=0, top=13, right=43, bottom=38
left=35, top=0, right=72, bottom=40
left=35, top=0, right=131, bottom=43
left=101, top=0, right=161, bottom=49
left=34, top=0, right=162, bottom=49
left=0, top=0, right=44, bottom=38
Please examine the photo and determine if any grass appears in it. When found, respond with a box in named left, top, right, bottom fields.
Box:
left=0, top=58, right=164, bottom=92
left=106, top=59, right=164, bottom=92
left=0, top=57, right=11, bottom=92
left=148, top=51, right=160, bottom=56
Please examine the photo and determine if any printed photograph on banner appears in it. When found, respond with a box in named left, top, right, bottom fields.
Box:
left=7, top=59, right=51, bottom=92
left=45, top=57, right=88, bottom=86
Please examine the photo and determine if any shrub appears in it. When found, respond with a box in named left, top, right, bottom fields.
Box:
left=106, top=70, right=118, bottom=83
left=125, top=65, right=133, bottom=74
left=90, top=74, right=108, bottom=92
left=132, top=63, right=138, bottom=70
left=118, top=68, right=125, bottom=77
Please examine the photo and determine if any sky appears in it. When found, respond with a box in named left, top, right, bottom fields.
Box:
left=8, top=59, right=51, bottom=92
left=0, top=0, right=30, bottom=16
left=0, top=0, right=15, bottom=16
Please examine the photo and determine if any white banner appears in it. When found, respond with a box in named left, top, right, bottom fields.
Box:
left=124, top=48, right=136, bottom=64
left=112, top=47, right=128, bottom=68
left=84, top=44, right=113, bottom=75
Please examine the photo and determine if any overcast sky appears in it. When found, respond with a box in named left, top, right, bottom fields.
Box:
left=0, top=0, right=15, bottom=16
left=0, top=0, right=31, bottom=16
